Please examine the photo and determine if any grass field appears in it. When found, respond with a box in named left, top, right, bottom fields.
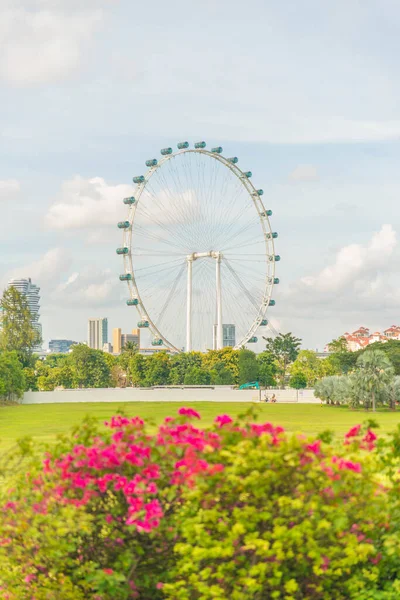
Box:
left=1, top=402, right=400, bottom=448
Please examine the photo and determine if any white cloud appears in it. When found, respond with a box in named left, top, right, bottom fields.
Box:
left=45, top=176, right=202, bottom=232
left=289, top=165, right=318, bottom=182
left=52, top=268, right=118, bottom=306
left=300, top=225, right=397, bottom=293
left=0, top=2, right=104, bottom=85
left=45, top=176, right=133, bottom=230
left=8, top=247, right=71, bottom=283
left=0, top=179, right=20, bottom=200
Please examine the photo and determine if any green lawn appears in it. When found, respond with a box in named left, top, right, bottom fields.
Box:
left=1, top=402, right=400, bottom=448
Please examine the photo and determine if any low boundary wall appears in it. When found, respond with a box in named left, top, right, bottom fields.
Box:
left=22, top=388, right=319, bottom=405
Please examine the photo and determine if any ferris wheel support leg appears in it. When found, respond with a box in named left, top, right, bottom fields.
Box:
left=216, top=254, right=223, bottom=350
left=186, top=257, right=193, bottom=352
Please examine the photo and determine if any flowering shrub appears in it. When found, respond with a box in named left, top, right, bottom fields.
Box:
left=2, top=409, right=400, bottom=598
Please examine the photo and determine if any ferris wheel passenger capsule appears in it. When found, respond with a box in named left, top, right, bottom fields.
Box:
left=243, top=171, right=252, bottom=178
left=269, top=300, right=276, bottom=306
left=260, top=319, right=268, bottom=326
left=194, top=141, right=206, bottom=149
left=133, top=175, right=145, bottom=183
left=248, top=337, right=258, bottom=343
left=160, top=147, right=173, bottom=155
left=256, top=189, right=264, bottom=196
left=261, top=210, right=273, bottom=217
left=123, top=196, right=136, bottom=205
left=227, top=157, right=238, bottom=164
left=137, top=320, right=150, bottom=328
left=274, top=278, right=280, bottom=284
left=116, top=247, right=129, bottom=255
left=266, top=232, right=278, bottom=239
left=177, top=141, right=189, bottom=149
left=126, top=298, right=139, bottom=306
left=268, top=255, right=280, bottom=262
left=119, top=273, right=132, bottom=281
left=117, top=221, right=130, bottom=229
left=211, top=146, right=223, bottom=154
left=145, top=159, right=158, bottom=167
left=152, top=338, right=164, bottom=346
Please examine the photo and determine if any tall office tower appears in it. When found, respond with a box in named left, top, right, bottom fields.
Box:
left=121, top=328, right=141, bottom=349
left=7, top=278, right=43, bottom=350
left=113, top=328, right=122, bottom=354
left=213, top=323, right=236, bottom=349
left=223, top=324, right=236, bottom=347
left=88, top=318, right=108, bottom=350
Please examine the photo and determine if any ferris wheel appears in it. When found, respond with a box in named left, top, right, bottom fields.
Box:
left=117, top=142, right=280, bottom=353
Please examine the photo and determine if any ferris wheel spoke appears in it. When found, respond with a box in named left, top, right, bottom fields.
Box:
left=155, top=261, right=186, bottom=328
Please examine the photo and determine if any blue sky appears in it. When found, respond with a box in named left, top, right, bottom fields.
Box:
left=1, top=0, right=400, bottom=350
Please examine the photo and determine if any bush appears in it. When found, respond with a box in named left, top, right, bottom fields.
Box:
left=3, top=410, right=400, bottom=598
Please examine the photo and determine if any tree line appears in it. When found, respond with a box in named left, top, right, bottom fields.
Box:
left=3, top=287, right=400, bottom=400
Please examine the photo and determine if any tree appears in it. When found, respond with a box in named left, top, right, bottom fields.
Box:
left=289, top=372, right=307, bottom=390
left=169, top=353, right=203, bottom=385
left=144, top=352, right=171, bottom=386
left=68, top=344, right=112, bottom=389
left=184, top=366, right=211, bottom=385
left=210, top=363, right=234, bottom=385
left=0, top=287, right=41, bottom=364
left=327, top=337, right=358, bottom=375
left=238, top=349, right=259, bottom=386
left=356, top=349, right=394, bottom=411
left=289, top=350, right=335, bottom=387
left=130, top=354, right=147, bottom=387
left=263, top=333, right=301, bottom=387
left=202, top=348, right=239, bottom=383
left=357, top=340, right=400, bottom=376
left=326, top=337, right=349, bottom=353
left=384, top=376, right=400, bottom=410
left=0, top=351, right=25, bottom=401
left=118, top=342, right=138, bottom=386
left=257, top=351, right=277, bottom=387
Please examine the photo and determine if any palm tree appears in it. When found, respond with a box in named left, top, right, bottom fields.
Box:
left=122, top=341, right=138, bottom=357
left=356, top=350, right=394, bottom=412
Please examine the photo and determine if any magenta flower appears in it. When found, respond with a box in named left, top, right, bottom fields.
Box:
left=178, top=407, right=201, bottom=419
left=215, top=414, right=233, bottom=427
left=306, top=440, right=321, bottom=455
left=345, top=425, right=361, bottom=439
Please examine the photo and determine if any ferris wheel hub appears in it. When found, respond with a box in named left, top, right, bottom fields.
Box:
left=186, top=251, right=223, bottom=262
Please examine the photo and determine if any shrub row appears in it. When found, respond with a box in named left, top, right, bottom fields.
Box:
left=1, top=410, right=400, bottom=598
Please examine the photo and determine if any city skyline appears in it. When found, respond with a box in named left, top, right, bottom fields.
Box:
left=2, top=1, right=400, bottom=349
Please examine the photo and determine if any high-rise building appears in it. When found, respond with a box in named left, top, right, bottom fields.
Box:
left=112, top=328, right=122, bottom=354
left=122, top=329, right=140, bottom=348
left=88, top=318, right=108, bottom=350
left=49, top=339, right=77, bottom=353
left=7, top=278, right=42, bottom=351
left=223, top=324, right=236, bottom=347
left=213, top=323, right=236, bottom=349
left=112, top=328, right=140, bottom=354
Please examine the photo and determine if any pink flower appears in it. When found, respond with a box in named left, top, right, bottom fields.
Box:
left=103, top=568, right=114, bottom=575
left=332, top=456, right=362, bottom=473
left=306, top=440, right=321, bottom=455
left=24, top=574, right=36, bottom=584
left=156, top=583, right=164, bottom=589
left=364, top=430, right=377, bottom=443
left=178, top=407, right=201, bottom=419
left=215, top=414, right=233, bottom=427
left=345, top=425, right=361, bottom=439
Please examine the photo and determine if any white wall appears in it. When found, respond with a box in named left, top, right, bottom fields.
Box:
left=22, top=387, right=319, bottom=405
